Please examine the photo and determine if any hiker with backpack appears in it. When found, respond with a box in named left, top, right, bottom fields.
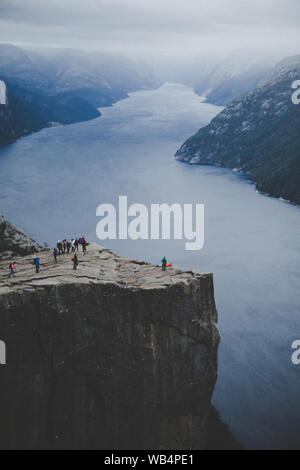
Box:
left=72, top=253, right=78, bottom=270
left=57, top=240, right=63, bottom=255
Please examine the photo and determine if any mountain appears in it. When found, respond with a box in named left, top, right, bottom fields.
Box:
left=0, top=78, right=102, bottom=146
left=27, top=49, right=161, bottom=105
left=189, top=49, right=280, bottom=106
left=0, top=44, right=161, bottom=147
left=0, top=44, right=49, bottom=90
left=175, top=55, right=300, bottom=205
left=267, top=54, right=300, bottom=82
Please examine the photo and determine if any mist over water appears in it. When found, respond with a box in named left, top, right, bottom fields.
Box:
left=0, top=83, right=300, bottom=449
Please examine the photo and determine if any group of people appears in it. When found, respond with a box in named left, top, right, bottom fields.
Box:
left=8, top=236, right=88, bottom=278
left=55, top=236, right=87, bottom=257
left=53, top=236, right=87, bottom=270
left=9, top=253, right=40, bottom=278
left=8, top=237, right=171, bottom=279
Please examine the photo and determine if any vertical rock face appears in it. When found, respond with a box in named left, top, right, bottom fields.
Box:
left=0, top=244, right=220, bottom=450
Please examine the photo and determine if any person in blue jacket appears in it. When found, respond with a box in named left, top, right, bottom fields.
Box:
left=34, top=256, right=40, bottom=274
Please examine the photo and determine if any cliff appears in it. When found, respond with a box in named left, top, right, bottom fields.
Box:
left=0, top=240, right=229, bottom=450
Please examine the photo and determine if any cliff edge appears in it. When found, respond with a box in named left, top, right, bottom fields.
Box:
left=0, top=242, right=240, bottom=449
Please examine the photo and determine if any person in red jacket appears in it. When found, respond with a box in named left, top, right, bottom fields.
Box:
left=82, top=236, right=87, bottom=254
left=9, top=261, right=16, bottom=278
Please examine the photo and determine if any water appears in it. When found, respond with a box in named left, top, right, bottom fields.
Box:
left=1, top=83, right=300, bottom=449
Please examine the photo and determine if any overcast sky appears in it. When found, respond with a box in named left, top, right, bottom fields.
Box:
left=0, top=0, right=299, bottom=58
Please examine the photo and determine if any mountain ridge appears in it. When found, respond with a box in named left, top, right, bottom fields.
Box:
left=175, top=55, right=300, bottom=205
left=0, top=44, right=161, bottom=147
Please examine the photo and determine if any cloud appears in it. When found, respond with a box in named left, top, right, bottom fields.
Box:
left=0, top=0, right=299, bottom=57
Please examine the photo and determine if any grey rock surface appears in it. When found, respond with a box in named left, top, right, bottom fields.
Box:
left=0, top=211, right=43, bottom=260
left=0, top=243, right=221, bottom=450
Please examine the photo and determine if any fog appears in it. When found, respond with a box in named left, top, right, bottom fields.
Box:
left=0, top=0, right=299, bottom=60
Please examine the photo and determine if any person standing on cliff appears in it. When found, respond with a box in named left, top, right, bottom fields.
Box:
left=31, top=245, right=37, bottom=259
left=34, top=256, right=40, bottom=274
left=57, top=240, right=63, bottom=255
left=53, top=248, right=58, bottom=263
left=72, top=253, right=78, bottom=270
left=66, top=240, right=72, bottom=254
left=82, top=236, right=87, bottom=254
left=162, top=256, right=167, bottom=271
left=9, top=261, right=16, bottom=278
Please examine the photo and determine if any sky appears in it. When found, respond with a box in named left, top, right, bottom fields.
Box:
left=0, top=0, right=299, bottom=58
